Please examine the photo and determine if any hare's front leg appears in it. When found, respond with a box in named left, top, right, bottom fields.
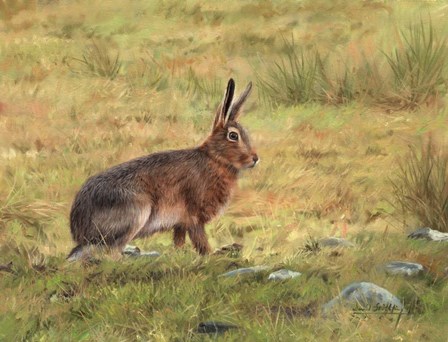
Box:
left=173, top=224, right=186, bottom=248
left=188, top=225, right=211, bottom=255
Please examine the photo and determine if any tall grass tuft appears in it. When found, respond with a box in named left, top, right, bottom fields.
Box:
left=384, top=19, right=448, bottom=108
left=70, top=39, right=122, bottom=80
left=391, top=140, right=448, bottom=232
left=127, top=55, right=168, bottom=91
left=315, top=54, right=359, bottom=105
left=257, top=37, right=319, bottom=106
left=0, top=186, right=62, bottom=240
left=185, top=68, right=223, bottom=108
left=316, top=56, right=383, bottom=105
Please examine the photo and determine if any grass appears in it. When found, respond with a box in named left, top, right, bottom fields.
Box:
left=69, top=39, right=122, bottom=80
left=384, top=19, right=448, bottom=109
left=391, top=140, right=448, bottom=233
left=1, top=0, right=448, bottom=340
left=1, top=235, right=447, bottom=340
left=257, top=37, right=319, bottom=106
left=0, top=185, right=62, bottom=242
left=126, top=54, right=167, bottom=91
left=257, top=19, right=448, bottom=109
left=185, top=68, right=223, bottom=108
left=386, top=19, right=448, bottom=107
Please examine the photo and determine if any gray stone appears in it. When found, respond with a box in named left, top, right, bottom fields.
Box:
left=384, top=261, right=425, bottom=277
left=319, top=237, right=354, bottom=248
left=219, top=266, right=270, bottom=278
left=122, top=245, right=160, bottom=257
left=322, top=282, right=404, bottom=315
left=408, top=227, right=448, bottom=241
left=122, top=245, right=141, bottom=256
left=268, top=269, right=302, bottom=281
left=213, top=243, right=243, bottom=255
left=139, top=251, right=161, bottom=257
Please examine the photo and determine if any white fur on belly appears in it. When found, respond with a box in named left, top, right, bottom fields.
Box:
left=144, top=206, right=183, bottom=233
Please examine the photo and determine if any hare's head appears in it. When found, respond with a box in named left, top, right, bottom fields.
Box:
left=202, top=79, right=258, bottom=170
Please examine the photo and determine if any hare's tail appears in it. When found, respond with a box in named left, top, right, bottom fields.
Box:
left=67, top=244, right=85, bottom=262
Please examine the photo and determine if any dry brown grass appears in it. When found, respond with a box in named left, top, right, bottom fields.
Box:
left=0, top=0, right=447, bottom=340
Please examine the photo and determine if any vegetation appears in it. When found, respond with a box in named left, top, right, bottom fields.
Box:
left=259, top=19, right=448, bottom=108
left=1, top=0, right=447, bottom=340
left=384, top=19, right=448, bottom=108
left=69, top=39, right=122, bottom=80
left=392, top=140, right=448, bottom=233
left=257, top=38, right=320, bottom=106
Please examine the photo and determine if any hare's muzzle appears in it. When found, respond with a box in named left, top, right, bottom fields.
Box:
left=250, top=154, right=259, bottom=168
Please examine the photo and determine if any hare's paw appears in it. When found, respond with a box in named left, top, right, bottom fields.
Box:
left=122, top=245, right=141, bottom=256
left=173, top=225, right=187, bottom=248
left=188, top=226, right=211, bottom=255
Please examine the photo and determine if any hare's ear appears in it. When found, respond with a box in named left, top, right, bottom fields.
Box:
left=213, top=78, right=235, bottom=129
left=227, top=81, right=252, bottom=123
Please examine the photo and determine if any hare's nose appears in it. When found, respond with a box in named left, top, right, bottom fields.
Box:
left=252, top=155, right=259, bottom=164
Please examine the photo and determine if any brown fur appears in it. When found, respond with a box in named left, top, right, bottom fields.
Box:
left=68, top=79, right=257, bottom=261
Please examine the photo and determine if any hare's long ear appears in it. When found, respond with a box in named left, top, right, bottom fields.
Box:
left=213, top=78, right=235, bottom=129
left=227, top=81, right=252, bottom=123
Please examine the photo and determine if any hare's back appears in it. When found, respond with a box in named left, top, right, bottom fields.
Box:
left=90, top=148, right=207, bottom=190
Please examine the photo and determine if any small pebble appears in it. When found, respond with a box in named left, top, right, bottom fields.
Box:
left=219, top=266, right=270, bottom=278
left=384, top=261, right=425, bottom=277
left=319, top=237, right=354, bottom=248
left=268, top=269, right=302, bottom=281
left=407, top=227, right=448, bottom=241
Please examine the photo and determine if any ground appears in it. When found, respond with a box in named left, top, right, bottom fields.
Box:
left=0, top=1, right=447, bottom=341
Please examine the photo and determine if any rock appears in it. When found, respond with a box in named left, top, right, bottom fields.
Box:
left=219, top=266, right=270, bottom=278
left=384, top=261, right=426, bottom=277
left=196, top=321, right=238, bottom=334
left=268, top=269, right=302, bottom=281
left=122, top=245, right=160, bottom=257
left=122, top=245, right=141, bottom=256
left=139, top=251, right=161, bottom=257
left=322, top=282, right=404, bottom=315
left=213, top=243, right=243, bottom=255
left=319, top=237, right=354, bottom=248
left=407, top=227, right=448, bottom=241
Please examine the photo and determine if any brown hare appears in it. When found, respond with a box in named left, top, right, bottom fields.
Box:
left=68, top=79, right=258, bottom=261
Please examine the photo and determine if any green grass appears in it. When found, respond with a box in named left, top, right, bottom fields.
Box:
left=257, top=37, right=319, bottom=106
left=69, top=39, right=122, bottom=80
left=384, top=18, right=448, bottom=108
left=391, top=140, right=448, bottom=233
left=1, top=0, right=448, bottom=340
left=258, top=19, right=447, bottom=109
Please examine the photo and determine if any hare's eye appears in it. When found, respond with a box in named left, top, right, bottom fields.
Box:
left=228, top=131, right=239, bottom=141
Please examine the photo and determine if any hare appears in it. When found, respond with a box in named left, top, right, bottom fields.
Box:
left=68, top=79, right=258, bottom=261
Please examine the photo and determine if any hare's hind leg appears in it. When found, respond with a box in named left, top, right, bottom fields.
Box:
left=173, top=224, right=186, bottom=248
left=188, top=225, right=211, bottom=255
left=92, top=203, right=152, bottom=255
